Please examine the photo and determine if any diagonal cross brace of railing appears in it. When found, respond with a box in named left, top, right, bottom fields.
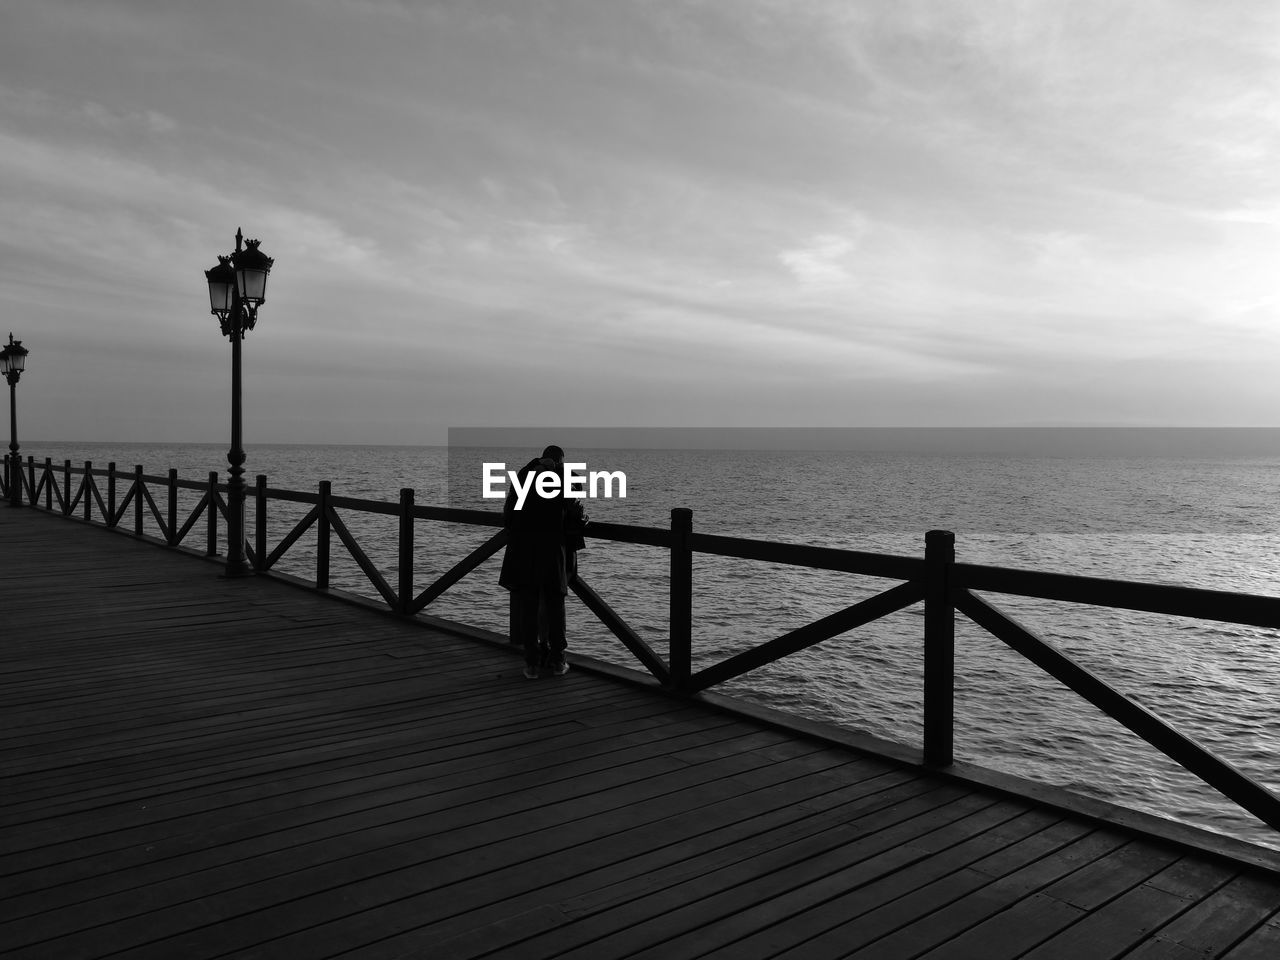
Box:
left=954, top=587, right=1280, bottom=832
left=686, top=579, right=926, bottom=694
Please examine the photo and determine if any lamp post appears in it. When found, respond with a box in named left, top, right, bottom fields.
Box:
left=1, top=333, right=29, bottom=508
left=205, top=228, right=274, bottom=577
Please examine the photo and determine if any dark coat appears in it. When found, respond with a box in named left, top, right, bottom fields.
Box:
left=499, top=458, right=569, bottom=593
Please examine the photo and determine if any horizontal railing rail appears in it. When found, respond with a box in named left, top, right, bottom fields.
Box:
left=954, top=562, right=1280, bottom=627
left=7, top=452, right=1280, bottom=836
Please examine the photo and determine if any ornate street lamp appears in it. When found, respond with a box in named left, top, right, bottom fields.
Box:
left=205, top=228, right=274, bottom=576
left=1, top=332, right=29, bottom=508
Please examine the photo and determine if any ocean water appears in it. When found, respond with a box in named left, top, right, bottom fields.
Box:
left=17, top=438, right=1280, bottom=851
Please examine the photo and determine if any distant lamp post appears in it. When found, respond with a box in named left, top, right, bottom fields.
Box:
left=0, top=332, right=28, bottom=506
left=205, top=228, right=274, bottom=576
left=1, top=333, right=29, bottom=508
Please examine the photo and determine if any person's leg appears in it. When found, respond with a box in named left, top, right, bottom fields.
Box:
left=511, top=588, right=541, bottom=672
left=541, top=587, right=567, bottom=672
left=536, top=594, right=551, bottom=669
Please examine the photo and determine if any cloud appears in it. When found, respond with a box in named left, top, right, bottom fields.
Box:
left=779, top=227, right=863, bottom=287
left=82, top=99, right=177, bottom=134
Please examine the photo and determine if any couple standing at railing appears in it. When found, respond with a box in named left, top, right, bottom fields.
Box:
left=499, top=445, right=589, bottom=679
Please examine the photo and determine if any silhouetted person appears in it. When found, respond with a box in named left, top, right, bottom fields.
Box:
left=500, top=445, right=581, bottom=678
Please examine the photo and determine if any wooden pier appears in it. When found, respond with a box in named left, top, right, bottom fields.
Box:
left=3, top=508, right=1280, bottom=958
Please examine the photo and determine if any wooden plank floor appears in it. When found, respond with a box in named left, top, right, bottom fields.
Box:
left=3, top=507, right=1280, bottom=960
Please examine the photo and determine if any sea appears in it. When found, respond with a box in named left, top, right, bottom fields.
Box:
left=17, top=431, right=1280, bottom=852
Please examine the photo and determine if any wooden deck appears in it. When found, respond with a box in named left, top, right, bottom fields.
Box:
left=3, top=508, right=1280, bottom=960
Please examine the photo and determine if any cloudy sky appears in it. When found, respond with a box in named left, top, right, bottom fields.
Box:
left=2, top=0, right=1278, bottom=445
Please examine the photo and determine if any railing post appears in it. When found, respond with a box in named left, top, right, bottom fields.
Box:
left=317, top=480, right=331, bottom=590
left=255, top=475, right=267, bottom=572
left=40, top=457, right=48, bottom=509
left=207, top=471, right=218, bottom=555
left=134, top=465, right=144, bottom=536
left=28, top=455, right=36, bottom=507
left=670, top=507, right=693, bottom=691
left=924, top=529, right=956, bottom=767
left=84, top=461, right=93, bottom=521
left=63, top=459, right=72, bottom=515
left=107, top=462, right=117, bottom=527
left=168, top=469, right=178, bottom=545
left=398, top=487, right=414, bottom=614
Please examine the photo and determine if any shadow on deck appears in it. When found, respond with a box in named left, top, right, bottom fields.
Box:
left=2, top=507, right=1279, bottom=959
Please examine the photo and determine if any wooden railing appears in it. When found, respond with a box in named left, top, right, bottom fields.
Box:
left=6, top=453, right=1280, bottom=835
